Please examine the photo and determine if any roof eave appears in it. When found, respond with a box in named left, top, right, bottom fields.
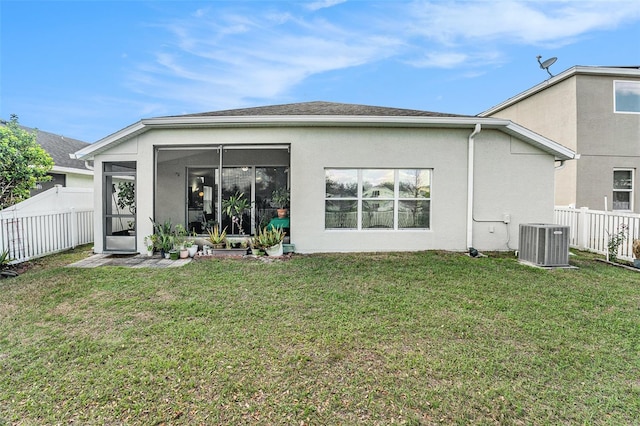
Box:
left=72, top=115, right=574, bottom=161
left=51, top=165, right=94, bottom=176
left=503, top=122, right=575, bottom=161
left=72, top=115, right=496, bottom=160
left=479, top=66, right=640, bottom=117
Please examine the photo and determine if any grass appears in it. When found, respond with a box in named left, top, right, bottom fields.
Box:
left=1, top=247, right=639, bottom=425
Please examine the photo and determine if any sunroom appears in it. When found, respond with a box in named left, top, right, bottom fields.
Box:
left=104, top=144, right=290, bottom=253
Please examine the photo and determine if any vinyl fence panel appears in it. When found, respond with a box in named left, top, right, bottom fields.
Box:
left=0, top=208, right=94, bottom=263
left=554, top=206, right=640, bottom=261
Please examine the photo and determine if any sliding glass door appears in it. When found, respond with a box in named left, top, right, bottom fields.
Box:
left=220, top=166, right=287, bottom=235
left=186, top=167, right=218, bottom=234
left=221, top=167, right=253, bottom=235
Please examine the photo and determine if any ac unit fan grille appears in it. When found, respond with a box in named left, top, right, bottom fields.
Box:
left=519, top=224, right=570, bottom=267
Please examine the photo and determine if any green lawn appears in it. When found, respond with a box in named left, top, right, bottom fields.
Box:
left=1, top=247, right=639, bottom=425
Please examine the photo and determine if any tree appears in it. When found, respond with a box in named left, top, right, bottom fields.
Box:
left=0, top=115, right=54, bottom=209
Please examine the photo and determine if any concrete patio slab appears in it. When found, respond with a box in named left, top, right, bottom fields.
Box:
left=69, top=253, right=192, bottom=268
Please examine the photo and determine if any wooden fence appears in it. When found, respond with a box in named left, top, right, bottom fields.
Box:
left=0, top=209, right=94, bottom=263
left=554, top=206, right=640, bottom=261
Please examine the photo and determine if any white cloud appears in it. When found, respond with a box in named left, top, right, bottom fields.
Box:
left=305, top=0, right=348, bottom=12
left=130, top=5, right=402, bottom=110
left=408, top=52, right=469, bottom=69
left=128, top=1, right=640, bottom=111
left=407, top=1, right=640, bottom=46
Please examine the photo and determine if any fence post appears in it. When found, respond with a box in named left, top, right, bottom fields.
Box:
left=577, top=207, right=589, bottom=250
left=70, top=208, right=77, bottom=249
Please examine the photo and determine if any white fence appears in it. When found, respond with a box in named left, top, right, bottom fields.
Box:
left=0, top=209, right=94, bottom=263
left=554, top=206, right=640, bottom=261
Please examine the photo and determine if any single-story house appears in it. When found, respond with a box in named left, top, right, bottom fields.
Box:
left=72, top=101, right=575, bottom=254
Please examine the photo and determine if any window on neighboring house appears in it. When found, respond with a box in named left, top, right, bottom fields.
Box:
left=325, top=168, right=431, bottom=230
left=614, top=80, right=640, bottom=113
left=613, top=169, right=634, bottom=211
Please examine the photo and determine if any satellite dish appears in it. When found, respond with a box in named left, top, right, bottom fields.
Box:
left=536, top=55, right=557, bottom=77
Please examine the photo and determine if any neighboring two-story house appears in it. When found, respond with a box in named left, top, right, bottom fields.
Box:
left=480, top=66, right=640, bottom=213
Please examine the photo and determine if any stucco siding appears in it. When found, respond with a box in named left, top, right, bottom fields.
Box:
left=489, top=77, right=579, bottom=208
left=90, top=124, right=560, bottom=254
left=290, top=127, right=469, bottom=252
left=473, top=132, right=555, bottom=251
left=576, top=75, right=640, bottom=157
left=490, top=78, right=578, bottom=149
left=575, top=75, right=640, bottom=211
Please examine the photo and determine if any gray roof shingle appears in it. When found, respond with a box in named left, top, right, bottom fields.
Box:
left=164, top=101, right=470, bottom=119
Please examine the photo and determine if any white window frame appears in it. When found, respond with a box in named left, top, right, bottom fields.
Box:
left=325, top=168, right=431, bottom=230
left=612, top=168, right=634, bottom=211
left=613, top=80, right=640, bottom=114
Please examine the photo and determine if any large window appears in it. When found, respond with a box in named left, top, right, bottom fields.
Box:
left=325, top=169, right=431, bottom=230
left=614, top=81, right=640, bottom=113
left=613, top=169, right=634, bottom=211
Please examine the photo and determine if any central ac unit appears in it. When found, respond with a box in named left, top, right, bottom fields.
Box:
left=518, top=224, right=570, bottom=267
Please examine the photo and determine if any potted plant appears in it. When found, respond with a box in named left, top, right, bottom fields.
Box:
left=169, top=249, right=179, bottom=260
left=144, top=235, right=156, bottom=257
left=271, top=187, right=290, bottom=218
left=207, top=226, right=227, bottom=249
left=174, top=224, right=190, bottom=258
left=151, top=218, right=174, bottom=258
left=633, top=239, right=640, bottom=268
left=252, top=226, right=286, bottom=256
left=184, top=239, right=198, bottom=258
left=160, top=235, right=174, bottom=259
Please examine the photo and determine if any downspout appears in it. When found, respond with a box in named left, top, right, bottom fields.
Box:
left=467, top=123, right=482, bottom=250
left=555, top=153, right=580, bottom=170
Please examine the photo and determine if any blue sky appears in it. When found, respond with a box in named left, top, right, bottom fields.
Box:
left=2, top=1, right=640, bottom=142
